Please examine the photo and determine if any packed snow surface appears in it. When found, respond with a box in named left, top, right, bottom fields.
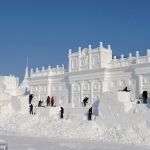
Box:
left=1, top=92, right=150, bottom=149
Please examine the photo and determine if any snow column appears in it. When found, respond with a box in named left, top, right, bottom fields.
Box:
left=46, top=83, right=51, bottom=96
left=88, top=45, right=92, bottom=69
left=71, top=82, right=74, bottom=107
left=68, top=49, right=72, bottom=72
left=80, top=81, right=83, bottom=103
left=137, top=75, right=143, bottom=96
left=90, top=80, right=93, bottom=103
left=38, top=85, right=41, bottom=101
left=78, top=47, right=81, bottom=71
left=101, top=80, right=106, bottom=93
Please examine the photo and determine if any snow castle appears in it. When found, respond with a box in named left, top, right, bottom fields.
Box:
left=26, top=42, right=150, bottom=107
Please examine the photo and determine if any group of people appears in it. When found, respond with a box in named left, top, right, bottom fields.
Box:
left=46, top=96, right=54, bottom=107
left=28, top=94, right=64, bottom=118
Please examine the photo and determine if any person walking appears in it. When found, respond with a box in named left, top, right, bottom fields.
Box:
left=51, top=96, right=54, bottom=107
left=47, top=96, right=50, bottom=106
left=88, top=107, right=92, bottom=120
left=60, top=107, right=64, bottom=119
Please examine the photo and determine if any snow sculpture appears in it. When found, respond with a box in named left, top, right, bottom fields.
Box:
left=0, top=81, right=11, bottom=100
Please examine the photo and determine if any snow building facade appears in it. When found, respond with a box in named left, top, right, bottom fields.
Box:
left=27, top=42, right=150, bottom=107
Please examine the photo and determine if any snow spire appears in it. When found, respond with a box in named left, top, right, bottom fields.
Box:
left=24, top=57, right=28, bottom=79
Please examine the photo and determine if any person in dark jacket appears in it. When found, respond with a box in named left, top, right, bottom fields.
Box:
left=29, top=104, right=33, bottom=115
left=83, top=97, right=89, bottom=107
left=38, top=100, right=43, bottom=107
left=29, top=94, right=33, bottom=104
left=123, top=87, right=130, bottom=92
left=60, top=107, right=64, bottom=119
left=88, top=107, right=92, bottom=120
left=51, top=96, right=54, bottom=107
left=47, top=96, right=50, bottom=106
left=143, top=91, right=148, bottom=104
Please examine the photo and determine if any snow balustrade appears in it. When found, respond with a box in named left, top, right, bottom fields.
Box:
left=108, top=49, right=150, bottom=68
left=30, top=64, right=66, bottom=77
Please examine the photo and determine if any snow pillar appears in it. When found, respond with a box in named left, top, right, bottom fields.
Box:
left=147, top=49, right=150, bottom=62
left=78, top=47, right=81, bottom=71
left=80, top=81, right=83, bottom=103
left=135, top=51, right=139, bottom=64
left=101, top=80, right=106, bottom=93
left=71, top=82, right=74, bottom=106
left=88, top=45, right=92, bottom=69
left=89, top=80, right=94, bottom=103
left=46, top=83, right=50, bottom=96
left=137, top=75, right=143, bottom=96
left=68, top=49, right=72, bottom=72
left=38, top=85, right=41, bottom=101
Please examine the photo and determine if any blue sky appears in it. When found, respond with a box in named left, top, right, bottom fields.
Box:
left=0, top=0, right=150, bottom=83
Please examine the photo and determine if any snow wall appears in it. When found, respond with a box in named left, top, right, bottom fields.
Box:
left=11, top=95, right=29, bottom=113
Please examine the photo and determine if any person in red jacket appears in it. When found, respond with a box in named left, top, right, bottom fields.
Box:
left=51, top=96, right=54, bottom=107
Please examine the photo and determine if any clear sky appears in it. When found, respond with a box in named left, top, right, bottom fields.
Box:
left=0, top=0, right=150, bottom=83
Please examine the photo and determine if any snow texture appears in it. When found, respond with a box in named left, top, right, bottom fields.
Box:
left=1, top=92, right=150, bottom=149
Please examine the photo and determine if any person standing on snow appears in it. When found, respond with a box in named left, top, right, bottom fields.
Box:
left=60, top=107, right=64, bottom=119
left=143, top=91, right=148, bottom=104
left=47, top=96, right=50, bottom=106
left=29, top=104, right=33, bottom=115
left=88, top=107, right=92, bottom=120
left=29, top=94, right=33, bottom=104
left=51, top=96, right=54, bottom=107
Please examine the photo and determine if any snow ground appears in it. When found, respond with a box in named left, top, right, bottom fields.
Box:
left=0, top=131, right=150, bottom=150
left=2, top=93, right=150, bottom=150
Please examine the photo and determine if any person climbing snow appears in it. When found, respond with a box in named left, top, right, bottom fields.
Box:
left=29, top=104, right=33, bottom=115
left=88, top=107, right=92, bottom=120
left=83, top=97, right=89, bottom=107
left=60, top=107, right=64, bottom=119
left=51, top=96, right=54, bottom=107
